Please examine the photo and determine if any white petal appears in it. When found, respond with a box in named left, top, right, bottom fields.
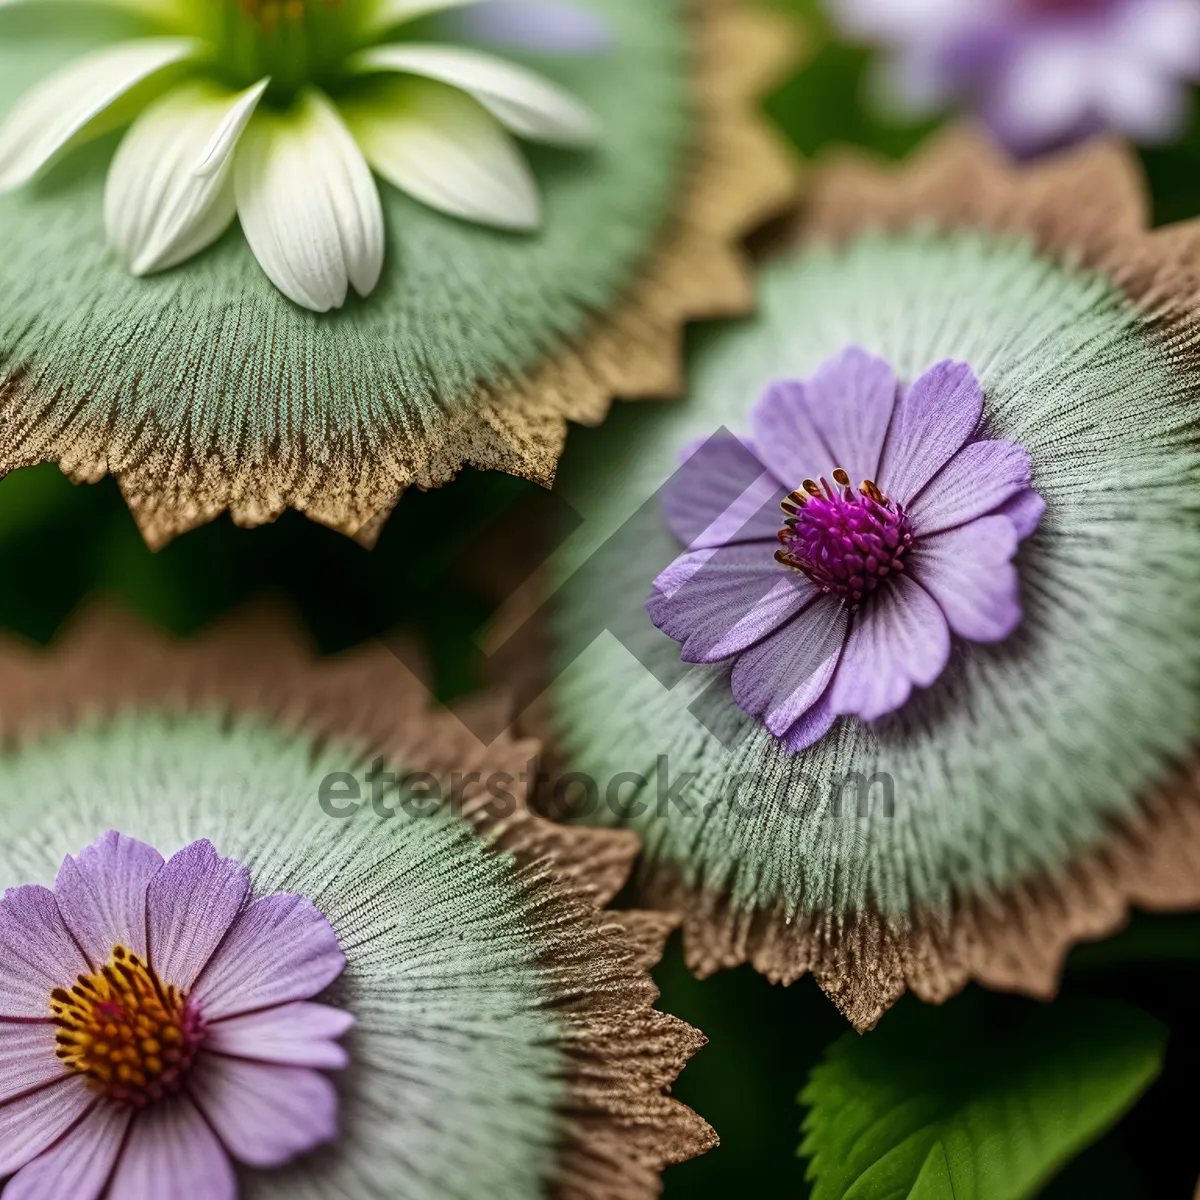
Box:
left=0, top=39, right=200, bottom=191
left=105, top=79, right=267, bottom=275
left=341, top=78, right=540, bottom=229
left=234, top=89, right=385, bottom=312
left=351, top=42, right=599, bottom=146
left=356, top=0, right=476, bottom=38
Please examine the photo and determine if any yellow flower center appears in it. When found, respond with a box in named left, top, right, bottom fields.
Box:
left=51, top=946, right=203, bottom=1108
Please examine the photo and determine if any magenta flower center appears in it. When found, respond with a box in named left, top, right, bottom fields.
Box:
left=1015, top=0, right=1117, bottom=17
left=51, top=945, right=205, bottom=1109
left=775, top=469, right=914, bottom=606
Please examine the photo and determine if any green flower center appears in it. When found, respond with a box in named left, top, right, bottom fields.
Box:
left=206, top=0, right=368, bottom=101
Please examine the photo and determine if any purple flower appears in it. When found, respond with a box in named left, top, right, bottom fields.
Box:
left=646, top=347, right=1044, bottom=753
left=831, top=0, right=1200, bottom=153
left=447, top=1, right=615, bottom=54
left=0, top=832, right=352, bottom=1197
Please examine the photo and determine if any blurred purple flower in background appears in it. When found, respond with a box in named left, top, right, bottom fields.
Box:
left=830, top=0, right=1200, bottom=154
left=448, top=0, right=615, bottom=54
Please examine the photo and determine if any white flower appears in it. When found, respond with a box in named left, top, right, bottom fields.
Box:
left=0, top=0, right=602, bottom=311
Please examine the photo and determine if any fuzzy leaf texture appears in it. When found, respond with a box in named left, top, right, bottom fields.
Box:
left=798, top=996, right=1167, bottom=1200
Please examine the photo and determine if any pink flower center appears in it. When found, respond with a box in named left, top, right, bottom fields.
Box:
left=51, top=945, right=204, bottom=1109
left=775, top=469, right=914, bottom=606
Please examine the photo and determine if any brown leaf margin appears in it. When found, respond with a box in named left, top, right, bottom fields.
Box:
left=0, top=607, right=718, bottom=1196
left=635, top=127, right=1200, bottom=1032
left=0, top=0, right=802, bottom=551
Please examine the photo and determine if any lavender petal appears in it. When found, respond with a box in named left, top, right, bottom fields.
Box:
left=189, top=1055, right=339, bottom=1168
left=779, top=689, right=839, bottom=754
left=878, top=359, right=983, bottom=505
left=190, top=892, right=345, bottom=1021
left=993, top=487, right=1046, bottom=540
left=907, top=438, right=1035, bottom=537
left=827, top=574, right=951, bottom=722
left=1097, top=55, right=1185, bottom=142
left=661, top=432, right=784, bottom=550
left=145, top=840, right=250, bottom=994
left=204, top=1002, right=354, bottom=1069
left=1118, top=0, right=1200, bottom=77
left=911, top=514, right=1023, bottom=643
left=729, top=593, right=849, bottom=738
left=0, top=885, right=90, bottom=1019
left=5, top=1102, right=133, bottom=1200
left=0, top=1077, right=96, bottom=1176
left=649, top=542, right=821, bottom=664
left=984, top=37, right=1099, bottom=153
left=0, top=1023, right=66, bottom=1103
left=752, top=347, right=898, bottom=489
left=54, top=830, right=163, bottom=966
left=105, top=1097, right=235, bottom=1200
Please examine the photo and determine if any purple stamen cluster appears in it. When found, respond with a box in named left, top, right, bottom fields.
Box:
left=775, top=471, right=914, bottom=606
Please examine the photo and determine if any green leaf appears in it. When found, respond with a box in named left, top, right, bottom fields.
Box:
left=799, top=995, right=1167, bottom=1200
